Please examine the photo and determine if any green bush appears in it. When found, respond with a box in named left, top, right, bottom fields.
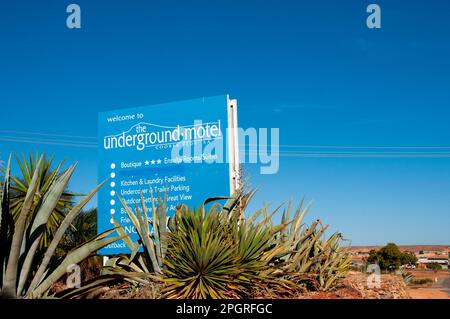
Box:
left=411, top=278, right=433, bottom=285
left=426, top=263, right=442, bottom=271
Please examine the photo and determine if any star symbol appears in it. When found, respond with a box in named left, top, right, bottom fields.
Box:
left=144, top=160, right=149, bottom=165
left=151, top=160, right=156, bottom=165
left=157, top=159, right=162, bottom=164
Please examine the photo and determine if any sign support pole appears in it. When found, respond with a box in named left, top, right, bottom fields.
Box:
left=227, top=95, right=240, bottom=195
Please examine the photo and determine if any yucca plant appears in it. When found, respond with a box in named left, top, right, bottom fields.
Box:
left=0, top=154, right=124, bottom=299
left=163, top=204, right=240, bottom=298
left=162, top=191, right=290, bottom=299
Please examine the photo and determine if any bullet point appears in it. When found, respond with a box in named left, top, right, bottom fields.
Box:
left=110, top=190, right=116, bottom=196
left=110, top=209, right=115, bottom=214
left=110, top=199, right=115, bottom=206
left=110, top=181, right=115, bottom=187
left=110, top=218, right=114, bottom=224
left=110, top=172, right=116, bottom=178
left=110, top=163, right=116, bottom=169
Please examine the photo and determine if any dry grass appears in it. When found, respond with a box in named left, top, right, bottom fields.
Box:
left=98, top=282, right=162, bottom=299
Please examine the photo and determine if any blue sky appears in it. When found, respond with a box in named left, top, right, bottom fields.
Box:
left=1, top=0, right=449, bottom=245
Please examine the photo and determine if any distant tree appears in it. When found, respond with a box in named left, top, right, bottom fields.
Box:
left=401, top=251, right=418, bottom=265
left=57, top=208, right=101, bottom=280
left=2, top=153, right=77, bottom=249
left=58, top=208, right=97, bottom=253
left=367, top=243, right=417, bottom=271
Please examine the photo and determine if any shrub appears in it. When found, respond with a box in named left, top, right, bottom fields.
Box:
left=367, top=243, right=417, bottom=271
left=426, top=263, right=442, bottom=271
left=411, top=278, right=433, bottom=285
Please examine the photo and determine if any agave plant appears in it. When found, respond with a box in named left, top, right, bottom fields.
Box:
left=103, top=188, right=169, bottom=281
left=401, top=271, right=414, bottom=286
left=0, top=154, right=124, bottom=299
left=3, top=153, right=77, bottom=248
left=274, top=199, right=351, bottom=291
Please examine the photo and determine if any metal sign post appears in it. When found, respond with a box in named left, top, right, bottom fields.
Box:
left=227, top=95, right=240, bottom=195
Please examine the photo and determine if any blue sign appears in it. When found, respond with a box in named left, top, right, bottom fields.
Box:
left=97, top=95, right=237, bottom=254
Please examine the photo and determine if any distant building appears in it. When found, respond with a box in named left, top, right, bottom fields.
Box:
left=416, top=255, right=449, bottom=269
